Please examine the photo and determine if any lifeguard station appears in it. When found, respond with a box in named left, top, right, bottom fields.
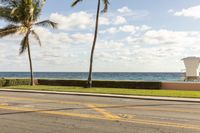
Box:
left=182, top=57, right=200, bottom=81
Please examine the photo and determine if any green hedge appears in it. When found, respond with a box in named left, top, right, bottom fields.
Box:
left=92, top=80, right=161, bottom=89
left=38, top=79, right=161, bottom=89
left=38, top=79, right=85, bottom=87
left=0, top=78, right=162, bottom=89
left=0, top=78, right=31, bottom=87
left=0, top=78, right=6, bottom=87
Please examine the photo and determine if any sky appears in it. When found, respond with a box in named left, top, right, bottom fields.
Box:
left=1, top=0, right=200, bottom=72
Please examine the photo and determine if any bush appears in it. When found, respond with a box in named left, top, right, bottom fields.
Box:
left=0, top=78, right=6, bottom=87
left=38, top=79, right=161, bottom=89
left=92, top=80, right=161, bottom=89
left=4, top=79, right=31, bottom=86
left=38, top=79, right=86, bottom=87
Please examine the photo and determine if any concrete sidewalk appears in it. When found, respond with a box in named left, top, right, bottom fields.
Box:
left=1, top=88, right=200, bottom=103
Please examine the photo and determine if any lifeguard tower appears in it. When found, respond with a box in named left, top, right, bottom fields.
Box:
left=182, top=57, right=200, bottom=81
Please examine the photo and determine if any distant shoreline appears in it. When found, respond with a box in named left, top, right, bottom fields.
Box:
left=0, top=71, right=185, bottom=73
left=0, top=72, right=184, bottom=82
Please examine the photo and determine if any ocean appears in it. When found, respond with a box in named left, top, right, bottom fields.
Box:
left=0, top=72, right=185, bottom=81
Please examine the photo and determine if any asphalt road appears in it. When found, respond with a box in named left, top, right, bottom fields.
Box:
left=0, top=91, right=200, bottom=133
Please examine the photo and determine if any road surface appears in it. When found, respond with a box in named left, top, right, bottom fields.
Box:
left=0, top=91, right=200, bottom=133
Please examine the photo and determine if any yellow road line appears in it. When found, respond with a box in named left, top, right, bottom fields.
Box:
left=0, top=105, right=107, bottom=120
left=87, top=104, right=120, bottom=120
left=0, top=104, right=200, bottom=131
left=0, top=96, right=120, bottom=120
left=1, top=95, right=200, bottom=114
left=1, top=95, right=200, bottom=116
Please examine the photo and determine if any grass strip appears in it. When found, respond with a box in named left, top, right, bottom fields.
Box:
left=3, top=85, right=200, bottom=98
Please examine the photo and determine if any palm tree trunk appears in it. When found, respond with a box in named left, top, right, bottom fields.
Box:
left=27, top=41, right=35, bottom=86
left=86, top=0, right=101, bottom=88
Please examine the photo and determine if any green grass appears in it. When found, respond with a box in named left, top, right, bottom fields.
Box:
left=3, top=85, right=200, bottom=98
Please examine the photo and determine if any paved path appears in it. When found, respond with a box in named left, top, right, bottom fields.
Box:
left=0, top=91, right=200, bottom=133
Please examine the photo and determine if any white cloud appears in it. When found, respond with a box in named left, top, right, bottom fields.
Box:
left=117, top=6, right=149, bottom=19
left=101, top=24, right=151, bottom=35
left=34, top=27, right=73, bottom=45
left=2, top=8, right=200, bottom=72
left=96, top=40, right=123, bottom=50
left=118, top=24, right=151, bottom=34
left=124, top=29, right=200, bottom=71
left=117, top=6, right=132, bottom=14
left=2, top=26, right=200, bottom=72
left=71, top=33, right=93, bottom=44
left=119, top=25, right=136, bottom=33
left=113, top=16, right=127, bottom=25
left=99, top=16, right=110, bottom=25
left=142, top=30, right=200, bottom=45
left=174, top=5, right=200, bottom=19
left=100, top=27, right=118, bottom=34
left=140, top=25, right=151, bottom=31
left=49, top=12, right=93, bottom=31
left=126, top=29, right=200, bottom=48
left=49, top=12, right=113, bottom=32
left=95, top=40, right=130, bottom=63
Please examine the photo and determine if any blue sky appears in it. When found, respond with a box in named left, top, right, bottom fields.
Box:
left=42, top=0, right=200, bottom=30
left=1, top=0, right=200, bottom=72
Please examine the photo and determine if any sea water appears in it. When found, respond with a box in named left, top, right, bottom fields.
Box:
left=0, top=72, right=184, bottom=81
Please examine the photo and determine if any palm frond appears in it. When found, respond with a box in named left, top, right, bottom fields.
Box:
left=0, top=0, right=14, bottom=5
left=0, top=24, right=20, bottom=38
left=0, top=0, right=47, bottom=23
left=32, top=0, right=42, bottom=21
left=35, top=20, right=57, bottom=29
left=0, top=7, right=19, bottom=23
left=1, top=0, right=44, bottom=23
left=0, top=0, right=28, bottom=23
left=31, top=30, right=41, bottom=46
left=31, top=0, right=47, bottom=21
left=0, top=6, right=11, bottom=18
left=101, top=0, right=109, bottom=13
left=19, top=31, right=29, bottom=55
left=71, top=0, right=83, bottom=7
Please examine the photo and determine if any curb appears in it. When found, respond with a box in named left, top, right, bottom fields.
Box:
left=1, top=88, right=200, bottom=103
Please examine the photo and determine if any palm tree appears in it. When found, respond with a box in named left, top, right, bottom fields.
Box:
left=71, top=0, right=109, bottom=88
left=0, top=0, right=57, bottom=85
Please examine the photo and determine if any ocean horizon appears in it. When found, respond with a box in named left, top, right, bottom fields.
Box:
left=0, top=72, right=185, bottom=82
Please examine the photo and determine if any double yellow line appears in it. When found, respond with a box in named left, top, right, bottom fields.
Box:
left=0, top=104, right=200, bottom=131
left=87, top=104, right=120, bottom=120
left=0, top=104, right=110, bottom=120
left=0, top=95, right=120, bottom=120
left=0, top=95, right=200, bottom=131
left=1, top=95, right=200, bottom=114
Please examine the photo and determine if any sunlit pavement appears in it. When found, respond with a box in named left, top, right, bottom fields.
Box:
left=0, top=91, right=200, bottom=133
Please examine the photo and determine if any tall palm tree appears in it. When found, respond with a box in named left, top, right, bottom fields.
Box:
left=0, top=0, right=57, bottom=85
left=71, top=0, right=109, bottom=88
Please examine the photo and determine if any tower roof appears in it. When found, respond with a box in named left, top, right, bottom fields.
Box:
left=182, top=56, right=200, bottom=61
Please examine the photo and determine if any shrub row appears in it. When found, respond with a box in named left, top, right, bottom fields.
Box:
left=38, top=79, right=161, bottom=89
left=0, top=78, right=31, bottom=87
left=0, top=78, right=162, bottom=89
left=92, top=80, right=161, bottom=89
left=0, top=79, right=6, bottom=87
left=38, top=79, right=86, bottom=87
